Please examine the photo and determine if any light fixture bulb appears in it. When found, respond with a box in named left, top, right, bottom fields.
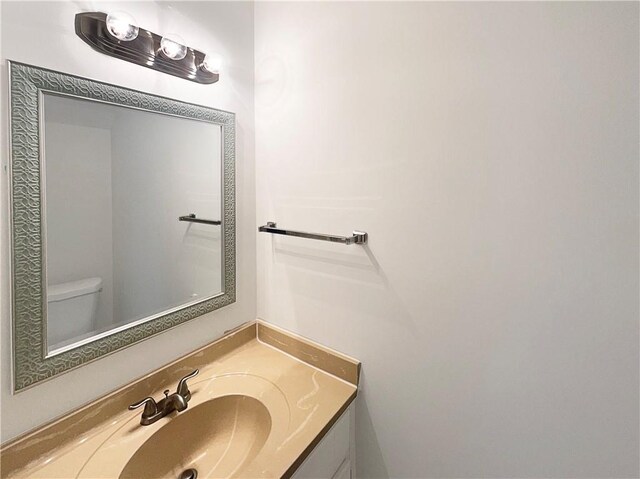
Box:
left=160, top=35, right=187, bottom=61
left=105, top=12, right=139, bottom=42
left=202, top=53, right=223, bottom=74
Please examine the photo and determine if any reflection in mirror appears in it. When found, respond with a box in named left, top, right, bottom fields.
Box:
left=43, top=93, right=223, bottom=354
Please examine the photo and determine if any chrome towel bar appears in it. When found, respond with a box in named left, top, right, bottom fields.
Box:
left=179, top=214, right=221, bottom=225
left=258, top=222, right=368, bottom=245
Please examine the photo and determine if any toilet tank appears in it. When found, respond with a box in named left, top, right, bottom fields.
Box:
left=47, top=277, right=103, bottom=348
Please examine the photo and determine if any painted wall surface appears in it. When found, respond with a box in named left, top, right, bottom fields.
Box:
left=0, top=1, right=255, bottom=441
left=255, top=2, right=639, bottom=478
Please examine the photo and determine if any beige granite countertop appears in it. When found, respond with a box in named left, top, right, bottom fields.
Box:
left=0, top=321, right=360, bottom=479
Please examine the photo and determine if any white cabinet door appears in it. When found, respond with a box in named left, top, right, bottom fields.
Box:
left=292, top=405, right=354, bottom=479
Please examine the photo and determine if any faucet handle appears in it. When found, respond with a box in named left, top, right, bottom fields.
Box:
left=128, top=397, right=158, bottom=417
left=176, top=369, right=199, bottom=402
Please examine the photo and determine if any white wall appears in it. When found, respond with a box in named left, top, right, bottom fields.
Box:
left=0, top=0, right=255, bottom=442
left=255, top=2, right=639, bottom=478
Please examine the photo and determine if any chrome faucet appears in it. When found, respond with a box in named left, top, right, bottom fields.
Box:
left=128, top=369, right=199, bottom=425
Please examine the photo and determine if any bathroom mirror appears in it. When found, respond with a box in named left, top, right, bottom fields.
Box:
left=8, top=62, right=236, bottom=391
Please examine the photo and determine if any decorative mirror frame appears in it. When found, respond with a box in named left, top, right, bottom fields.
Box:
left=8, top=61, right=236, bottom=392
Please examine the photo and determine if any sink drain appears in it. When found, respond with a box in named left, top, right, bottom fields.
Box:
left=179, top=469, right=198, bottom=479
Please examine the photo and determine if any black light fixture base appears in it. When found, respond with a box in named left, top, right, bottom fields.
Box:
left=75, top=12, right=219, bottom=85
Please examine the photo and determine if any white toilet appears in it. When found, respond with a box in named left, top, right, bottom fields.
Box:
left=47, top=277, right=103, bottom=348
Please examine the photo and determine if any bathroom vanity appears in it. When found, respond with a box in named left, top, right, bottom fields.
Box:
left=0, top=321, right=359, bottom=478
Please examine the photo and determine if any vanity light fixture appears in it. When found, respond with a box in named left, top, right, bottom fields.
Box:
left=75, top=11, right=219, bottom=84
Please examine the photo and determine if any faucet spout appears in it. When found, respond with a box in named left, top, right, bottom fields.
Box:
left=128, top=370, right=198, bottom=425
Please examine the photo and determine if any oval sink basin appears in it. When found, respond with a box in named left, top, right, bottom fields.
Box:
left=119, top=395, right=271, bottom=479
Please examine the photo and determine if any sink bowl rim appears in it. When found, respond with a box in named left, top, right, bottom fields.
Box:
left=76, top=373, right=291, bottom=479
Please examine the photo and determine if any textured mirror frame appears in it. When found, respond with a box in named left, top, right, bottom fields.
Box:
left=8, top=61, right=236, bottom=392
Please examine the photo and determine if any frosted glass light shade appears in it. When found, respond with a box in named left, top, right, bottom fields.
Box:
left=105, top=12, right=139, bottom=42
left=161, top=35, right=187, bottom=61
left=203, top=53, right=223, bottom=74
